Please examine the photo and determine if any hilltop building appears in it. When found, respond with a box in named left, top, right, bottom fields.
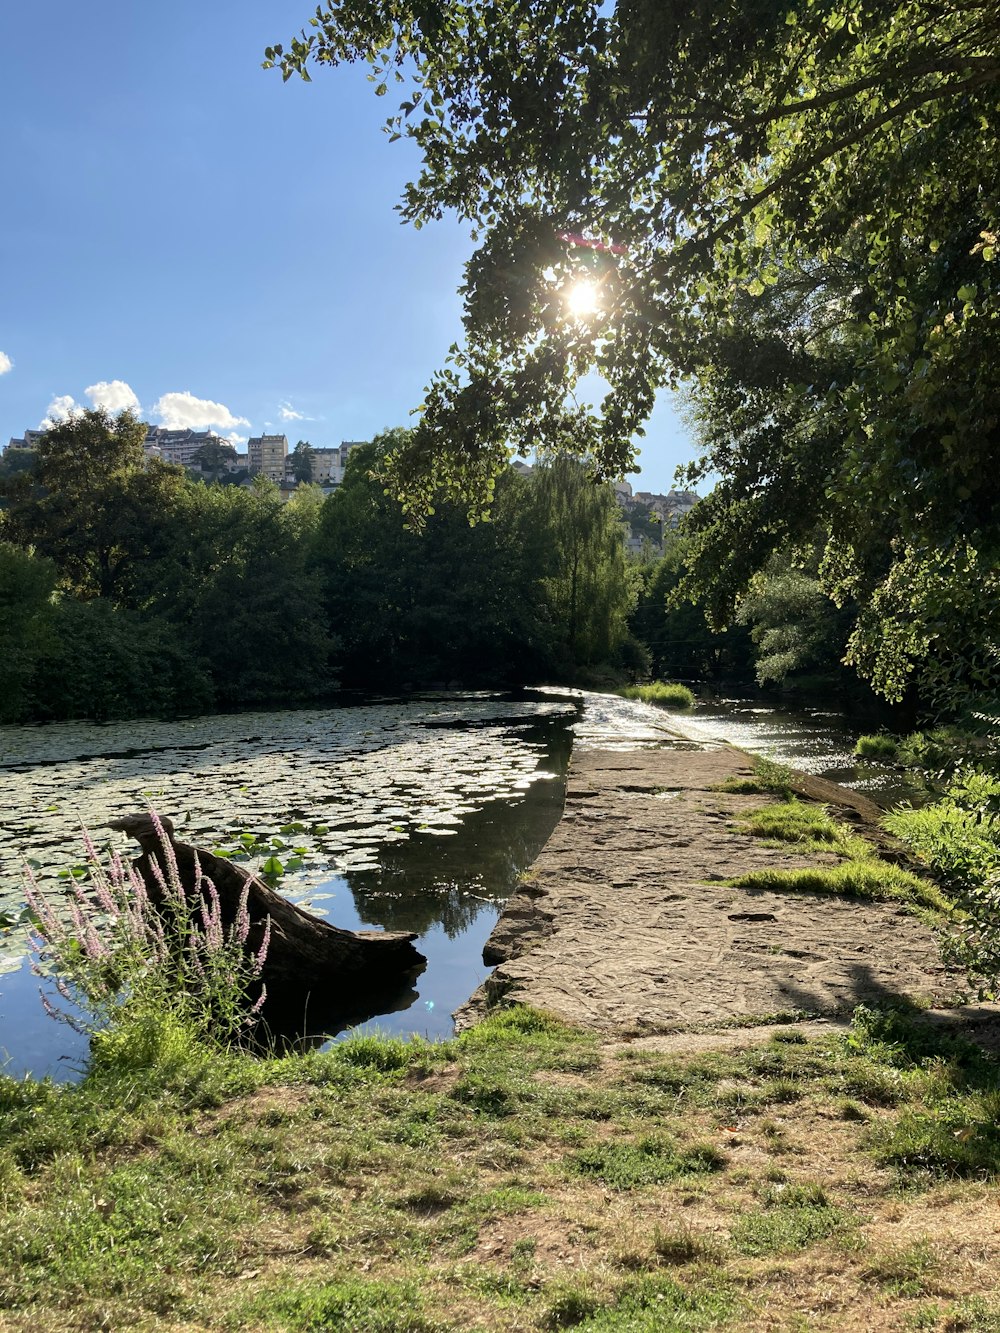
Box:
left=143, top=426, right=237, bottom=468
left=247, top=434, right=288, bottom=482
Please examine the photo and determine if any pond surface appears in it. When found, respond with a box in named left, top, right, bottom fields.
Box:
left=0, top=686, right=906, bottom=1079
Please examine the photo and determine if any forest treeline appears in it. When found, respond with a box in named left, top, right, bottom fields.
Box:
left=0, top=409, right=663, bottom=723
left=0, top=409, right=937, bottom=726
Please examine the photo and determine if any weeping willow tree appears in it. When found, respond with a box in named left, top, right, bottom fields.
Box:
left=531, top=454, right=637, bottom=669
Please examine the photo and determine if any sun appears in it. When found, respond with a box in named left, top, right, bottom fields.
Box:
left=564, top=277, right=602, bottom=320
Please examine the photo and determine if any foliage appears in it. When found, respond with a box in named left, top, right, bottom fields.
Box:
left=23, top=597, right=213, bottom=722
left=530, top=452, right=639, bottom=670
left=735, top=554, right=853, bottom=690
left=289, top=439, right=317, bottom=484
left=0, top=408, right=188, bottom=604
left=855, top=734, right=899, bottom=760
left=0, top=542, right=57, bottom=723
left=619, top=680, right=695, bottom=708
left=24, top=814, right=270, bottom=1050
left=190, top=439, right=238, bottom=480
left=629, top=539, right=752, bottom=682
left=884, top=772, right=1000, bottom=992
left=268, top=0, right=1000, bottom=713
left=313, top=433, right=636, bottom=687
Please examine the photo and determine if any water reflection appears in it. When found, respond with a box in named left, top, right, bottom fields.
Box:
left=0, top=696, right=577, bottom=1067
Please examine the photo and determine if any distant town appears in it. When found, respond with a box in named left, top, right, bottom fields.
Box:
left=3, top=425, right=698, bottom=554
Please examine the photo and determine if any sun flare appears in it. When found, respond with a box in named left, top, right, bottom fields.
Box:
left=564, top=277, right=602, bottom=320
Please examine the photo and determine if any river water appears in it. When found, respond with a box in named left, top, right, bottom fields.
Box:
left=0, top=687, right=899, bottom=1079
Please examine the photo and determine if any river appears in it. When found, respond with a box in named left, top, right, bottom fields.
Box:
left=0, top=687, right=903, bottom=1079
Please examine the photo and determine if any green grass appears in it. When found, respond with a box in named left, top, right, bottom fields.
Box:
left=855, top=733, right=900, bottom=759
left=725, top=859, right=950, bottom=916
left=3, top=1004, right=1000, bottom=1329
left=619, top=681, right=696, bottom=708
left=716, top=755, right=794, bottom=798
left=730, top=1182, right=849, bottom=1256
left=736, top=798, right=873, bottom=858
left=570, top=1137, right=726, bottom=1189
left=246, top=1278, right=444, bottom=1331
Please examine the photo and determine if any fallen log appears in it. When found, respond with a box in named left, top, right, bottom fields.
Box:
left=107, top=813, right=425, bottom=1029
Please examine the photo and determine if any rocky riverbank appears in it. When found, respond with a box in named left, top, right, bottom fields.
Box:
left=457, top=745, right=961, bottom=1035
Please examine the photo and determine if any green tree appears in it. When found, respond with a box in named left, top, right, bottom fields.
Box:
left=312, top=431, right=553, bottom=686
left=289, top=440, right=316, bottom=484
left=530, top=453, right=638, bottom=671
left=0, top=409, right=188, bottom=605
left=270, top=0, right=1000, bottom=709
left=0, top=543, right=57, bottom=722
left=630, top=540, right=751, bottom=683
left=735, top=554, right=854, bottom=691
left=25, top=599, right=213, bottom=723
left=191, top=439, right=238, bottom=481
left=145, top=480, right=336, bottom=706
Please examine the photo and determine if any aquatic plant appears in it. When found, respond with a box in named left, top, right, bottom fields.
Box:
left=855, top=734, right=899, bottom=760
left=23, top=811, right=270, bottom=1051
left=619, top=681, right=695, bottom=709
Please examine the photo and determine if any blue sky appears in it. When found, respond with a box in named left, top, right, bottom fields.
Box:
left=0, top=0, right=696, bottom=492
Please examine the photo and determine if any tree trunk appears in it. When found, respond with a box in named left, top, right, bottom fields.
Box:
left=133, top=839, right=426, bottom=1029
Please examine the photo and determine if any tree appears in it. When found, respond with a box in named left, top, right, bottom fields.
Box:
left=269, top=1, right=1000, bottom=708
left=529, top=453, right=638, bottom=670
left=0, top=409, right=188, bottom=605
left=289, top=440, right=316, bottom=484
left=191, top=439, right=238, bottom=481
left=0, top=543, right=57, bottom=722
left=735, top=554, right=854, bottom=691
left=630, top=538, right=751, bottom=682
left=311, top=431, right=554, bottom=686
left=144, top=480, right=337, bottom=706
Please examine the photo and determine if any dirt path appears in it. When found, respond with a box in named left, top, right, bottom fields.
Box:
left=456, top=745, right=961, bottom=1034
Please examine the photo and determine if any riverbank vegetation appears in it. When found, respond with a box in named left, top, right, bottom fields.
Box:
left=0, top=414, right=649, bottom=722
left=617, top=681, right=695, bottom=709
left=3, top=1004, right=1000, bottom=1330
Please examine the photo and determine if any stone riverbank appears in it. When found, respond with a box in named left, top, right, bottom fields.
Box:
left=456, top=744, right=965, bottom=1036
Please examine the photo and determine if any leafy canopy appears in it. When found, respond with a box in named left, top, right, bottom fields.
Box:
left=269, top=0, right=1000, bottom=706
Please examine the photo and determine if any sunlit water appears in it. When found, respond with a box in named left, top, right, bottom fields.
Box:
left=0, top=687, right=907, bottom=1078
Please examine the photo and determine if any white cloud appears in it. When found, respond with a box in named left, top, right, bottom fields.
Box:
left=40, top=394, right=82, bottom=428
left=0, top=351, right=12, bottom=375
left=84, top=379, right=141, bottom=414
left=224, top=432, right=247, bottom=446
left=278, top=400, right=306, bottom=422
left=153, top=391, right=250, bottom=432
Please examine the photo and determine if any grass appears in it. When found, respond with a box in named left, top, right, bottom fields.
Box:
left=729, top=794, right=953, bottom=923
left=619, top=681, right=696, bottom=709
left=736, top=797, right=868, bottom=855
left=855, top=733, right=900, bottom=759
left=3, top=1004, right=1000, bottom=1329
left=716, top=755, right=794, bottom=798
left=726, top=859, right=951, bottom=915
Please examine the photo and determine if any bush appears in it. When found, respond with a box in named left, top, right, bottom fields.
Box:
left=885, top=770, right=1000, bottom=992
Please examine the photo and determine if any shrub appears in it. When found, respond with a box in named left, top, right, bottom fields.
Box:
left=885, top=770, right=1000, bottom=991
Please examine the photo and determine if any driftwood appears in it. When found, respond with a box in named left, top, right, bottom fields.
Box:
left=107, top=813, right=425, bottom=1029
